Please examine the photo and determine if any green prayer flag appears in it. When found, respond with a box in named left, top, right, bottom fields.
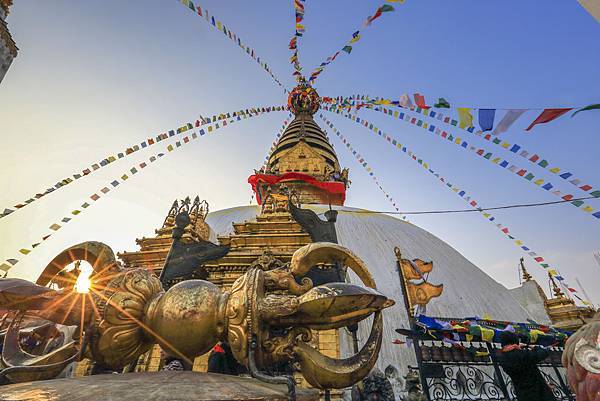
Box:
left=380, top=4, right=395, bottom=12
left=342, top=45, right=352, bottom=54
left=571, top=103, right=600, bottom=117
left=434, top=98, right=450, bottom=108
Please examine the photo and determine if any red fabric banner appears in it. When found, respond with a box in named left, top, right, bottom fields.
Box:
left=248, top=173, right=346, bottom=204
left=525, top=108, right=572, bottom=131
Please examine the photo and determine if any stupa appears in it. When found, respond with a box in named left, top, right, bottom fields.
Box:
left=89, top=84, right=567, bottom=377
left=0, top=84, right=589, bottom=401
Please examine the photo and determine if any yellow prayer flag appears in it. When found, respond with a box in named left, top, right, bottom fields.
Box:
left=71, top=210, right=81, bottom=215
left=393, top=111, right=399, bottom=117
left=534, top=179, right=544, bottom=185
left=501, top=142, right=510, bottom=149
left=515, top=240, right=523, bottom=246
left=19, top=249, right=31, bottom=255
left=457, top=108, right=474, bottom=129
left=548, top=269, right=558, bottom=276
left=492, top=158, right=501, bottom=164
left=454, top=138, right=461, bottom=144
left=549, top=167, right=561, bottom=173
left=167, top=145, right=174, bottom=152
left=217, top=21, right=222, bottom=30
left=0, top=263, right=11, bottom=272
left=530, top=329, right=545, bottom=343
left=481, top=327, right=495, bottom=342
left=583, top=205, right=594, bottom=212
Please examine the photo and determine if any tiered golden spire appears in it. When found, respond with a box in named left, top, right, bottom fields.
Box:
left=251, top=83, right=348, bottom=206
left=519, top=257, right=532, bottom=282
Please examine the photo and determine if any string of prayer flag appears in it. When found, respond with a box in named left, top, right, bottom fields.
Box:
left=321, top=109, right=560, bottom=275
left=0, top=107, right=286, bottom=274
left=177, top=0, right=287, bottom=92
left=1, top=107, right=284, bottom=221
left=289, top=0, right=306, bottom=77
left=329, top=95, right=600, bottom=203
left=308, top=3, right=398, bottom=83
left=324, top=103, right=600, bottom=220
left=336, top=93, right=588, bottom=132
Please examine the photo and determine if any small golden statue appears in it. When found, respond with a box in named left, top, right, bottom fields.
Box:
left=0, top=241, right=394, bottom=391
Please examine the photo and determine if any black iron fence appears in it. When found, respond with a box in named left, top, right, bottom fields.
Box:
left=413, top=339, right=573, bottom=401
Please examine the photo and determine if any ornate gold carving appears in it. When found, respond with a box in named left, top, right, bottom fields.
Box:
left=91, top=268, right=163, bottom=368
left=262, top=192, right=290, bottom=214
left=1, top=242, right=394, bottom=390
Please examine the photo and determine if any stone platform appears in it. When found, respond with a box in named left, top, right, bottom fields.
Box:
left=0, top=371, right=317, bottom=401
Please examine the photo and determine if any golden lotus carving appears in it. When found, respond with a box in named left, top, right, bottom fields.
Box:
left=0, top=241, right=393, bottom=390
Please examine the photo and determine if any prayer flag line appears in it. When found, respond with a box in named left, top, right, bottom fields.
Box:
left=0, top=106, right=285, bottom=220
left=177, top=0, right=287, bottom=92
left=337, top=96, right=599, bottom=200
left=324, top=103, right=600, bottom=220
left=1, top=107, right=286, bottom=273
left=320, top=111, right=562, bottom=278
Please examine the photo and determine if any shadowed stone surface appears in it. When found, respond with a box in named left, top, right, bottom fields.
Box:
left=0, top=371, right=318, bottom=401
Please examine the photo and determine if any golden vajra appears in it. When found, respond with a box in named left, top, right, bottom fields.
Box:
left=0, top=241, right=394, bottom=389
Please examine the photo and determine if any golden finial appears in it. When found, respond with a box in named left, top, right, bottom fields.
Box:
left=548, top=271, right=565, bottom=298
left=520, top=257, right=532, bottom=282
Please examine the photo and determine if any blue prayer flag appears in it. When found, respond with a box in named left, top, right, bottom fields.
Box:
left=478, top=109, right=496, bottom=132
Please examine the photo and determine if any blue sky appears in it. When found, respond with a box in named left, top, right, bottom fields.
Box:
left=0, top=1, right=599, bottom=305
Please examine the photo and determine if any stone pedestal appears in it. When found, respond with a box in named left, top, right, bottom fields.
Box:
left=0, top=371, right=318, bottom=401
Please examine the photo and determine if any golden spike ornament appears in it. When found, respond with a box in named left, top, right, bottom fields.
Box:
left=0, top=241, right=394, bottom=389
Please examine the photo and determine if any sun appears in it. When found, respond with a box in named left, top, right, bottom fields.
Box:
left=74, top=262, right=93, bottom=294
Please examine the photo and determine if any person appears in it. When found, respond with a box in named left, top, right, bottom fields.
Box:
left=497, top=331, right=557, bottom=401
left=207, top=342, right=246, bottom=375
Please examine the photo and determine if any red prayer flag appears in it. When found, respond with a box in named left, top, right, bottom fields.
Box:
left=525, top=108, right=572, bottom=131
left=413, top=93, right=430, bottom=109
left=367, top=8, right=383, bottom=25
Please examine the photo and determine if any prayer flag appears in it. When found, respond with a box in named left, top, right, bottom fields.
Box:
left=50, top=223, right=61, bottom=231
left=19, top=249, right=30, bottom=255
left=342, top=45, right=352, bottom=54
left=493, top=109, right=526, bottom=135
left=413, top=93, right=429, bottom=109
left=525, top=108, right=572, bottom=131
left=571, top=103, right=600, bottom=117
left=6, top=259, right=18, bottom=265
left=457, top=108, right=474, bottom=129
left=478, top=109, right=496, bottom=132
left=434, top=98, right=450, bottom=108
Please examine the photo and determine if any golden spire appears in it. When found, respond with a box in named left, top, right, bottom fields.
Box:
left=519, top=257, right=532, bottom=282
left=251, top=83, right=348, bottom=206
left=548, top=271, right=565, bottom=298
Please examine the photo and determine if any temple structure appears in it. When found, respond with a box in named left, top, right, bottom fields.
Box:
left=0, top=0, right=17, bottom=84
left=74, top=83, right=594, bottom=385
